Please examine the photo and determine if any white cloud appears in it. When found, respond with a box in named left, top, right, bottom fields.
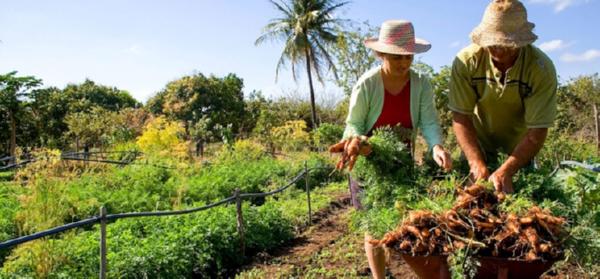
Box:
left=561, top=49, right=600, bottom=62
left=538, top=39, right=573, bottom=52
left=449, top=41, right=461, bottom=48
left=529, top=0, right=591, bottom=12
left=125, top=44, right=145, bottom=55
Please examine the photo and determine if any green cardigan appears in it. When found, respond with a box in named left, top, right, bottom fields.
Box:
left=343, top=66, right=443, bottom=152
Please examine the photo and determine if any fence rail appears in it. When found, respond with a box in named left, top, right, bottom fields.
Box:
left=0, top=150, right=145, bottom=171
left=0, top=162, right=323, bottom=278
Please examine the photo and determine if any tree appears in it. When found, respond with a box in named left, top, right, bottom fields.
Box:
left=329, top=22, right=378, bottom=96
left=0, top=72, right=42, bottom=161
left=153, top=73, right=246, bottom=139
left=430, top=66, right=452, bottom=136
left=61, top=79, right=140, bottom=113
left=65, top=106, right=119, bottom=152
left=28, top=87, right=69, bottom=148
left=256, top=0, right=348, bottom=129
left=565, top=74, right=600, bottom=151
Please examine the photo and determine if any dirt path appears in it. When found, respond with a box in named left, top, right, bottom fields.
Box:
left=236, top=195, right=418, bottom=279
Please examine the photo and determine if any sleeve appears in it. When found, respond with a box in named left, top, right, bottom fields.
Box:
left=524, top=61, right=558, bottom=128
left=448, top=56, right=477, bottom=115
left=343, top=81, right=369, bottom=139
left=418, top=77, right=443, bottom=151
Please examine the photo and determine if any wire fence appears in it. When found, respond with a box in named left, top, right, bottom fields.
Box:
left=0, top=150, right=149, bottom=171
left=0, top=162, right=323, bottom=279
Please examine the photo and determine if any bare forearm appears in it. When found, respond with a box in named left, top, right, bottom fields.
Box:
left=498, top=128, right=547, bottom=175
left=452, top=112, right=485, bottom=167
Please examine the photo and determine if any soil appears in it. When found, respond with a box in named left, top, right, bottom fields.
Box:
left=236, top=195, right=418, bottom=279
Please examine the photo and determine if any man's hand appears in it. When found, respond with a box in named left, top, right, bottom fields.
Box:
left=453, top=112, right=489, bottom=182
left=432, top=145, right=452, bottom=171
left=489, top=169, right=514, bottom=193
left=470, top=161, right=490, bottom=183
left=328, top=136, right=371, bottom=171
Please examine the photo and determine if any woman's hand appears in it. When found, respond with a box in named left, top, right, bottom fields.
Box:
left=328, top=136, right=371, bottom=171
left=432, top=145, right=452, bottom=172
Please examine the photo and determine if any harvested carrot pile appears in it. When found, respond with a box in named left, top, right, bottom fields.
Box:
left=372, top=184, right=566, bottom=261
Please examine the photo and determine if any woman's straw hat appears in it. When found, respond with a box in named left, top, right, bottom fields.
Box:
left=364, top=20, right=431, bottom=55
left=470, top=0, right=538, bottom=48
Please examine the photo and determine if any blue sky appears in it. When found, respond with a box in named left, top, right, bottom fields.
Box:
left=1, top=0, right=599, bottom=103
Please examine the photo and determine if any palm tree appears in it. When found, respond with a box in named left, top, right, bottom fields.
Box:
left=256, top=0, right=348, bottom=129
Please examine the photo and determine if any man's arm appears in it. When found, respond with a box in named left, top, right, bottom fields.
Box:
left=452, top=112, right=489, bottom=181
left=490, top=128, right=548, bottom=192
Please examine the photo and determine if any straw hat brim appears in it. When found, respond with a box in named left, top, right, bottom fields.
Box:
left=364, top=37, right=431, bottom=55
left=470, top=24, right=537, bottom=48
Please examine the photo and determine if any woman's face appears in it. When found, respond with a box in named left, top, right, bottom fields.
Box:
left=382, top=53, right=414, bottom=76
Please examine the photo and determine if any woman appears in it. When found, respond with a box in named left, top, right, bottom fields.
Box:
left=336, top=20, right=452, bottom=278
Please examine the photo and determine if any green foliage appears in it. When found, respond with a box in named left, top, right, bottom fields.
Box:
left=292, top=152, right=341, bottom=190
left=537, top=131, right=597, bottom=169
left=0, top=71, right=42, bottom=158
left=498, top=194, right=536, bottom=215
left=408, top=177, right=458, bottom=214
left=273, top=182, right=346, bottom=226
left=350, top=206, right=400, bottom=239
left=330, top=22, right=378, bottom=96
left=136, top=116, right=188, bottom=160
left=150, top=73, right=246, bottom=139
left=448, top=247, right=480, bottom=279
left=312, top=122, right=344, bottom=149
left=351, top=127, right=413, bottom=184
left=215, top=139, right=267, bottom=163
left=61, top=79, right=140, bottom=113
left=185, top=157, right=289, bottom=203
left=1, top=204, right=293, bottom=278
left=271, top=120, right=311, bottom=152
left=512, top=153, right=599, bottom=274
left=0, top=184, right=20, bottom=263
left=431, top=66, right=453, bottom=137
left=65, top=106, right=119, bottom=150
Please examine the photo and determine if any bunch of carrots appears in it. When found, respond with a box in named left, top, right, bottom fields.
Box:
left=328, top=136, right=372, bottom=171
left=371, top=184, right=566, bottom=261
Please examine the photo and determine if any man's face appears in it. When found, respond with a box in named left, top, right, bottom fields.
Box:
left=487, top=45, right=520, bottom=65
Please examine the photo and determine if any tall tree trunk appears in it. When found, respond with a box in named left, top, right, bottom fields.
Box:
left=8, top=110, right=16, bottom=165
left=594, top=103, right=599, bottom=153
left=304, top=47, right=318, bottom=129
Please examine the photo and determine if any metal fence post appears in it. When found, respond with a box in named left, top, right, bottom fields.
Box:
left=304, top=161, right=312, bottom=225
left=234, top=188, right=245, bottom=257
left=99, top=206, right=107, bottom=279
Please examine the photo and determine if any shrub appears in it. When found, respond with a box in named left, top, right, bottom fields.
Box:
left=136, top=116, right=188, bottom=160
left=312, top=123, right=344, bottom=149
left=271, top=120, right=311, bottom=152
left=1, top=204, right=293, bottom=278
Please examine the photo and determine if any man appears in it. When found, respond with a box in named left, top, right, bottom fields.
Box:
left=449, top=0, right=557, bottom=193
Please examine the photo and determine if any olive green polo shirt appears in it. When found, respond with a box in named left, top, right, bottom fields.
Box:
left=448, top=44, right=557, bottom=154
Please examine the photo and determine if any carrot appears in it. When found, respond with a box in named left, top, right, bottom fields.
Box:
left=525, top=250, right=538, bottom=261
left=519, top=216, right=535, bottom=225
left=347, top=155, right=358, bottom=171
left=405, top=225, right=423, bottom=241
left=328, top=141, right=346, bottom=153
left=399, top=240, right=411, bottom=250
left=523, top=227, right=539, bottom=252
left=359, top=144, right=372, bottom=156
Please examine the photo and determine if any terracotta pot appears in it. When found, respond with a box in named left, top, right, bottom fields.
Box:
left=387, top=249, right=555, bottom=279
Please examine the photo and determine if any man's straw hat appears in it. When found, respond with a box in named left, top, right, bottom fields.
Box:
left=470, top=0, right=538, bottom=48
left=364, top=20, right=431, bottom=55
